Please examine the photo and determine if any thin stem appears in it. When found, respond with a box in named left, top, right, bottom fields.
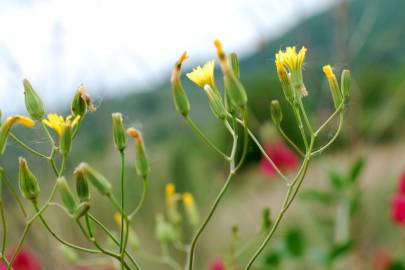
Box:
left=33, top=203, right=100, bottom=254
left=7, top=221, right=32, bottom=270
left=244, top=138, right=314, bottom=270
left=276, top=126, right=305, bottom=157
left=9, top=133, right=49, bottom=159
left=298, top=98, right=314, bottom=135
left=292, top=105, right=309, bottom=150
left=119, top=150, right=126, bottom=270
left=2, top=173, right=27, bottom=217
left=72, top=117, right=83, bottom=140
left=311, top=112, right=344, bottom=157
left=40, top=122, right=55, bottom=145
left=87, top=214, right=141, bottom=270
left=58, top=153, right=68, bottom=177
left=129, top=176, right=148, bottom=219
left=313, top=103, right=344, bottom=137
left=162, top=244, right=182, bottom=270
left=1, top=203, right=7, bottom=257
left=185, top=116, right=228, bottom=160
left=234, top=108, right=249, bottom=171
left=187, top=170, right=235, bottom=270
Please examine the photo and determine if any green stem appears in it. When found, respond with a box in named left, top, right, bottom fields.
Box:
left=58, top=153, right=68, bottom=177
left=129, top=176, right=148, bottom=219
left=2, top=173, right=27, bottom=217
left=72, top=117, right=83, bottom=140
left=1, top=203, right=7, bottom=257
left=311, top=112, right=344, bottom=157
left=234, top=108, right=249, bottom=171
left=244, top=138, right=314, bottom=270
left=185, top=116, right=228, bottom=160
left=276, top=126, right=305, bottom=157
left=40, top=121, right=55, bottom=145
left=9, top=133, right=49, bottom=159
left=187, top=170, right=235, bottom=270
left=298, top=98, right=313, bottom=135
left=119, top=150, right=126, bottom=270
left=292, top=105, right=309, bottom=150
left=313, top=103, right=344, bottom=137
left=87, top=214, right=141, bottom=270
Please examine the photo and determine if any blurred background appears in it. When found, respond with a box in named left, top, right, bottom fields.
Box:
left=0, top=0, right=405, bottom=269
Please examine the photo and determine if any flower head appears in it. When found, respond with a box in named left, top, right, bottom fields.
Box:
left=42, top=114, right=80, bottom=136
left=275, top=46, right=307, bottom=96
left=186, top=60, right=216, bottom=89
left=391, top=194, right=405, bottom=226
left=165, top=183, right=176, bottom=207
left=209, top=258, right=225, bottom=270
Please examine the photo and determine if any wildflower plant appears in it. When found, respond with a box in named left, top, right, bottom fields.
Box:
left=170, top=40, right=350, bottom=269
left=0, top=39, right=350, bottom=270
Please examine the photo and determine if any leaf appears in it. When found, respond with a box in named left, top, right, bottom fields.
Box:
left=328, top=240, right=353, bottom=262
left=300, top=190, right=333, bottom=204
left=329, top=170, right=345, bottom=189
left=348, top=157, right=365, bottom=183
left=285, top=229, right=305, bottom=257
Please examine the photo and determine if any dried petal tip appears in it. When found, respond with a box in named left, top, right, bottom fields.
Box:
left=127, top=127, right=141, bottom=140
left=177, top=51, right=188, bottom=65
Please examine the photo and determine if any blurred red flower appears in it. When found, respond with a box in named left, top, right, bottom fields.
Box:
left=373, top=249, right=392, bottom=270
left=391, top=194, right=405, bottom=225
left=260, top=141, right=298, bottom=176
left=209, top=258, right=225, bottom=270
left=0, top=249, right=41, bottom=270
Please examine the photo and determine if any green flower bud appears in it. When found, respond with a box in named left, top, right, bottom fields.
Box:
left=323, top=65, right=343, bottom=109
left=74, top=163, right=112, bottom=196
left=127, top=128, right=150, bottom=178
left=171, top=52, right=190, bottom=117
left=155, top=214, right=177, bottom=243
left=18, top=157, right=40, bottom=201
left=230, top=53, right=240, bottom=79
left=71, top=85, right=87, bottom=117
left=112, top=113, right=126, bottom=151
left=261, top=208, right=272, bottom=232
left=204, top=85, right=227, bottom=120
left=74, top=202, right=90, bottom=219
left=74, top=170, right=90, bottom=202
left=182, top=192, right=200, bottom=227
left=215, top=39, right=248, bottom=108
left=57, top=177, right=77, bottom=215
left=0, top=115, right=35, bottom=155
left=23, top=79, right=44, bottom=120
left=270, top=100, right=283, bottom=126
left=60, top=124, right=72, bottom=154
left=341, top=69, right=351, bottom=98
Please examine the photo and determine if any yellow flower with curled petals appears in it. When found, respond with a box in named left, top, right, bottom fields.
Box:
left=42, top=114, right=80, bottom=136
left=275, top=46, right=308, bottom=96
left=186, top=60, right=216, bottom=89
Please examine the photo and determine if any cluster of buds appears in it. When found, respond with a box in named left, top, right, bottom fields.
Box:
left=170, top=39, right=248, bottom=120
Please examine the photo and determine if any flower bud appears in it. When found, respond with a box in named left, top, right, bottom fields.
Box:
left=171, top=52, right=190, bottom=117
left=18, top=157, right=40, bottom=201
left=270, top=100, right=283, bottom=126
left=323, top=65, right=343, bottom=109
left=182, top=192, right=200, bottom=227
left=261, top=207, right=272, bottom=232
left=57, top=177, right=77, bottom=215
left=230, top=53, right=240, bottom=79
left=155, top=214, right=177, bottom=243
left=71, top=85, right=87, bottom=117
left=60, top=124, right=73, bottom=154
left=74, top=169, right=90, bottom=202
left=275, top=60, right=295, bottom=104
left=74, top=163, right=112, bottom=196
left=74, top=202, right=90, bottom=219
left=127, top=128, right=150, bottom=178
left=165, top=183, right=181, bottom=224
left=204, top=85, right=227, bottom=120
left=112, top=113, right=126, bottom=151
left=214, top=39, right=248, bottom=108
left=0, top=115, right=35, bottom=154
left=341, top=69, right=351, bottom=98
left=23, top=79, right=44, bottom=120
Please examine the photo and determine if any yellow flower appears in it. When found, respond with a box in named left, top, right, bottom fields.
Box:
left=322, top=65, right=336, bottom=80
left=165, top=183, right=176, bottom=207
left=182, top=192, right=195, bottom=208
left=186, top=60, right=216, bottom=89
left=275, top=46, right=308, bottom=96
left=42, top=114, right=80, bottom=135
left=114, top=212, right=122, bottom=227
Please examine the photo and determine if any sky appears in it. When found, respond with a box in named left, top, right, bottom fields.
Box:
left=0, top=0, right=337, bottom=114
